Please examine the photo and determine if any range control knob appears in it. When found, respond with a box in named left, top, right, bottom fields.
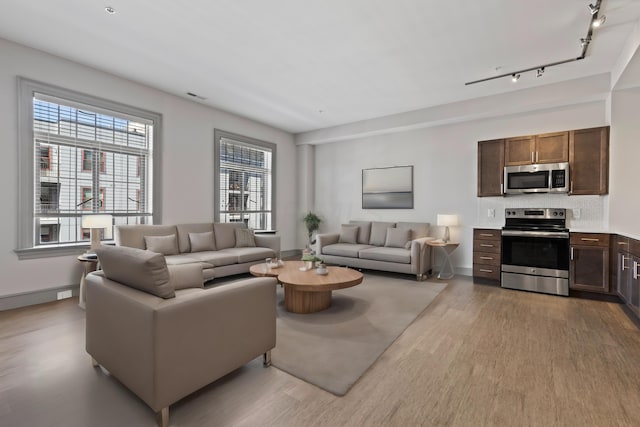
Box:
left=553, top=212, right=558, bottom=216
left=559, top=211, right=564, bottom=216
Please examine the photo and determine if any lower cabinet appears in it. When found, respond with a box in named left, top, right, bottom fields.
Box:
left=570, top=233, right=610, bottom=293
left=616, top=236, right=640, bottom=317
left=473, top=228, right=501, bottom=282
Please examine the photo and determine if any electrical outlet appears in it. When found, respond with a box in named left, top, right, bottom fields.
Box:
left=572, top=208, right=581, bottom=219
left=57, top=290, right=72, bottom=300
left=488, top=209, right=495, bottom=218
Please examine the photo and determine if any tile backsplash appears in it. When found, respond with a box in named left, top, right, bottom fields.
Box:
left=476, top=194, right=608, bottom=230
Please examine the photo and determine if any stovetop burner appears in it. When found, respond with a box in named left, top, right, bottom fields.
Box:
left=503, top=208, right=567, bottom=232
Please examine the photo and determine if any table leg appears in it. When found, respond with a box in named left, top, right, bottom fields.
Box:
left=284, top=287, right=332, bottom=313
left=437, top=247, right=455, bottom=280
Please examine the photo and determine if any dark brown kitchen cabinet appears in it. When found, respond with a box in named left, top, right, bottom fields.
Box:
left=569, top=126, right=609, bottom=195
left=570, top=233, right=610, bottom=293
left=505, top=131, right=568, bottom=166
left=473, top=228, right=501, bottom=282
left=616, top=236, right=640, bottom=317
left=477, top=139, right=504, bottom=197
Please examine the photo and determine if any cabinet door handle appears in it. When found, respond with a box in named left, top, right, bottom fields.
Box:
left=580, top=238, right=600, bottom=242
left=536, top=151, right=539, bottom=163
left=480, top=244, right=494, bottom=247
left=480, top=233, right=494, bottom=237
left=571, top=247, right=574, bottom=260
left=479, top=256, right=494, bottom=260
left=570, top=180, right=573, bottom=194
left=621, top=255, right=629, bottom=271
left=531, top=152, right=534, bottom=163
left=617, top=242, right=628, bottom=245
left=479, top=269, right=493, bottom=273
left=634, top=260, right=639, bottom=280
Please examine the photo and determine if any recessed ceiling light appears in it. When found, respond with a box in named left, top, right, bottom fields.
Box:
left=105, top=6, right=116, bottom=15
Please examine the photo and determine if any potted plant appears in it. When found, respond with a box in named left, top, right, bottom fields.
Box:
left=301, top=253, right=323, bottom=270
left=302, top=212, right=321, bottom=247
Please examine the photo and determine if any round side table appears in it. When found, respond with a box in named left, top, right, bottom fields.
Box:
left=427, top=241, right=459, bottom=280
left=78, top=254, right=99, bottom=309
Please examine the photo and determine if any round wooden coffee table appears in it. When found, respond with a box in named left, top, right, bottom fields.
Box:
left=250, top=261, right=363, bottom=314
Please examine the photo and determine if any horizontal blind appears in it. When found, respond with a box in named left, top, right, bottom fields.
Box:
left=33, top=93, right=154, bottom=246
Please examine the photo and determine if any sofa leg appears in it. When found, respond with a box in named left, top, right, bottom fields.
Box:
left=416, top=274, right=424, bottom=281
left=156, top=407, right=169, bottom=427
left=263, top=350, right=272, bottom=367
left=90, top=357, right=99, bottom=368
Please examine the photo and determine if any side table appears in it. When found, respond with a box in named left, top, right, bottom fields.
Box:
left=78, top=254, right=99, bottom=309
left=427, top=241, right=459, bottom=280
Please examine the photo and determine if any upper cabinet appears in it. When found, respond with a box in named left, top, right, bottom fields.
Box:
left=569, top=127, right=609, bottom=195
left=477, top=139, right=504, bottom=197
left=505, top=131, right=568, bottom=166
left=478, top=126, right=609, bottom=197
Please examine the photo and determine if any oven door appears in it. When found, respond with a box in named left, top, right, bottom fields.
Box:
left=501, top=230, right=570, bottom=277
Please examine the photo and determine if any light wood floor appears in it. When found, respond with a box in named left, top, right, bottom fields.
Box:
left=2, top=275, right=640, bottom=427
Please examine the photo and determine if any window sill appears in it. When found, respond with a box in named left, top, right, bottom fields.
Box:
left=14, top=241, right=115, bottom=260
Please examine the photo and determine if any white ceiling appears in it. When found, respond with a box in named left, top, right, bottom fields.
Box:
left=1, top=0, right=639, bottom=134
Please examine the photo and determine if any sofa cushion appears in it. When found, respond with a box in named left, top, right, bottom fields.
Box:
left=397, top=222, right=430, bottom=240
left=339, top=225, right=359, bottom=244
left=144, top=234, right=179, bottom=255
left=176, top=223, right=214, bottom=253
left=115, top=225, right=178, bottom=250
left=359, top=247, right=411, bottom=264
left=188, top=251, right=238, bottom=267
left=167, top=264, right=204, bottom=290
left=369, top=222, right=396, bottom=246
left=385, top=227, right=411, bottom=248
left=220, top=247, right=276, bottom=263
left=235, top=228, right=256, bottom=247
left=164, top=254, right=214, bottom=270
left=349, top=221, right=372, bottom=245
left=322, top=243, right=375, bottom=258
left=189, top=231, right=216, bottom=252
left=95, top=245, right=175, bottom=298
left=214, top=223, right=246, bottom=250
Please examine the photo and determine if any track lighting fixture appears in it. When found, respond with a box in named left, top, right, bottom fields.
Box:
left=464, top=0, right=605, bottom=86
left=593, top=15, right=606, bottom=27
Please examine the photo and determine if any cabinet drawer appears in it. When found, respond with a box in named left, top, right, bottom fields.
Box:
left=473, top=252, right=500, bottom=266
left=473, top=229, right=501, bottom=241
left=473, top=264, right=501, bottom=280
left=473, top=240, right=500, bottom=253
left=570, top=233, right=610, bottom=247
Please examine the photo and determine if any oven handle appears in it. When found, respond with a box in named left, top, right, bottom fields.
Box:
left=501, top=230, right=569, bottom=238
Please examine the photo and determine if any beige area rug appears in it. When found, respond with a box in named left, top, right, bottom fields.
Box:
left=271, top=273, right=447, bottom=396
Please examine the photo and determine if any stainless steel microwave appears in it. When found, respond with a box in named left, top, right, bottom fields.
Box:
left=504, top=162, right=569, bottom=195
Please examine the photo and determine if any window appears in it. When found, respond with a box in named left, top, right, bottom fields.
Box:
left=17, top=78, right=162, bottom=255
left=214, top=130, right=276, bottom=230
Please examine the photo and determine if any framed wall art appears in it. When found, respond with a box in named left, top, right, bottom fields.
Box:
left=362, top=165, right=413, bottom=209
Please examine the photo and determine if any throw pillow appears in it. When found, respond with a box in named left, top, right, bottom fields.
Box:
left=95, top=245, right=175, bottom=299
left=189, top=231, right=216, bottom=252
left=235, top=228, right=256, bottom=247
left=370, top=221, right=396, bottom=246
left=384, top=227, right=411, bottom=248
left=339, top=225, right=359, bottom=244
left=144, top=234, right=179, bottom=255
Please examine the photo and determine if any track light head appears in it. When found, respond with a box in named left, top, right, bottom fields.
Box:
left=593, top=15, right=606, bottom=27
left=581, top=37, right=591, bottom=47
left=536, top=67, right=545, bottom=78
left=511, top=73, right=520, bottom=83
left=587, top=3, right=599, bottom=15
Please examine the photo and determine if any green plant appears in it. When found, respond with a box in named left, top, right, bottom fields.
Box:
left=301, top=253, right=323, bottom=262
left=302, top=212, right=321, bottom=244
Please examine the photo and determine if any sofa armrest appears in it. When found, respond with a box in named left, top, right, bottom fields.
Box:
left=254, top=234, right=280, bottom=255
left=85, top=272, right=277, bottom=412
left=410, top=237, right=436, bottom=275
left=316, top=233, right=339, bottom=255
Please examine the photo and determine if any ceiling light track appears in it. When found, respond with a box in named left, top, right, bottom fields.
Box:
left=465, top=0, right=605, bottom=86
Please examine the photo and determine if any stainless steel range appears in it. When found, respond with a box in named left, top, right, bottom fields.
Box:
left=501, top=208, right=570, bottom=296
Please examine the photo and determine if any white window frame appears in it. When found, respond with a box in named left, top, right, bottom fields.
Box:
left=16, top=78, right=162, bottom=259
left=213, top=129, right=276, bottom=230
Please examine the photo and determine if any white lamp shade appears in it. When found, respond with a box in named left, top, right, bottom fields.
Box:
left=81, top=214, right=113, bottom=229
left=437, top=214, right=459, bottom=227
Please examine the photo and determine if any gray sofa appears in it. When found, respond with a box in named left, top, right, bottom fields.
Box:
left=316, top=221, right=434, bottom=280
left=86, top=245, right=277, bottom=427
left=115, top=222, right=280, bottom=281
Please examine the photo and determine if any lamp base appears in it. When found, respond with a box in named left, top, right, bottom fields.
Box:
left=442, top=226, right=450, bottom=243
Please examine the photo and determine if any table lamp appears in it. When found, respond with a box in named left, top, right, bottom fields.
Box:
left=82, top=214, right=113, bottom=251
left=437, top=214, right=459, bottom=243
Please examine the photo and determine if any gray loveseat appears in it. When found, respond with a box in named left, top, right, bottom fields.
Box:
left=86, top=245, right=277, bottom=427
left=316, top=221, right=434, bottom=280
left=115, top=222, right=280, bottom=281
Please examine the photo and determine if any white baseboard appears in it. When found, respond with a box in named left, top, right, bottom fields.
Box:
left=0, top=285, right=79, bottom=311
